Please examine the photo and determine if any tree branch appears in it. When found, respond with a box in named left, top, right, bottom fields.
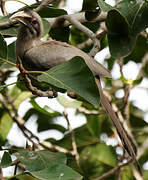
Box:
left=94, top=159, right=132, bottom=180
left=0, top=93, right=74, bottom=155
left=0, top=0, right=8, bottom=15
left=35, top=0, right=54, bottom=12
left=63, top=111, right=80, bottom=165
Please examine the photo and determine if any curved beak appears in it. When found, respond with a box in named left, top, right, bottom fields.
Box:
left=10, top=11, right=32, bottom=25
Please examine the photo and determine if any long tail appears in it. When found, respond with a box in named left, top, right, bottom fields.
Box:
left=95, top=76, right=142, bottom=176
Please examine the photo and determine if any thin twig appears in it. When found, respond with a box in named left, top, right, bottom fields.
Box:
left=0, top=93, right=74, bottom=155
left=62, top=14, right=100, bottom=57
left=24, top=74, right=57, bottom=98
left=94, top=159, right=132, bottom=180
left=35, top=0, right=54, bottom=12
left=0, top=0, right=8, bottom=15
left=77, top=107, right=105, bottom=115
left=17, top=57, right=57, bottom=98
left=63, top=111, right=80, bottom=165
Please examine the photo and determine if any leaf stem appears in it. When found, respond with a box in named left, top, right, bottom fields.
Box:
left=0, top=82, right=17, bottom=90
left=0, top=57, right=16, bottom=67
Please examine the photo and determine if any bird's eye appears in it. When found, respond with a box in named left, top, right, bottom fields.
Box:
left=32, top=20, right=37, bottom=25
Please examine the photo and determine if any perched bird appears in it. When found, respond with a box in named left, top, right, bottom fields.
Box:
left=10, top=8, right=111, bottom=78
left=10, top=9, right=142, bottom=175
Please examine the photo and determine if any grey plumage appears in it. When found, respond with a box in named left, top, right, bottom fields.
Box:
left=10, top=9, right=142, bottom=175
left=10, top=9, right=111, bottom=78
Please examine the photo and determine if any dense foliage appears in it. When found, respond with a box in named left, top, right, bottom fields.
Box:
left=0, top=0, right=148, bottom=179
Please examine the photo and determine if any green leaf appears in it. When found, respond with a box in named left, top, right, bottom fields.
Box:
left=98, top=0, right=113, bottom=12
left=124, top=35, right=148, bottom=64
left=121, top=166, right=134, bottom=180
left=86, top=114, right=102, bottom=137
left=0, top=151, right=12, bottom=168
left=129, top=105, right=147, bottom=128
left=106, top=9, right=135, bottom=58
left=30, top=99, right=61, bottom=117
left=85, top=9, right=101, bottom=21
left=23, top=99, right=64, bottom=133
left=14, top=150, right=82, bottom=180
left=91, top=143, right=118, bottom=167
left=14, top=150, right=66, bottom=171
left=56, top=125, right=99, bottom=149
left=100, top=0, right=148, bottom=58
left=39, top=7, right=67, bottom=18
left=57, top=95, right=82, bottom=108
left=38, top=57, right=100, bottom=107
left=49, top=27, right=70, bottom=42
left=116, top=0, right=140, bottom=26
left=0, top=34, right=7, bottom=65
left=42, top=19, right=50, bottom=37
left=132, top=1, right=148, bottom=35
left=80, top=143, right=118, bottom=179
left=8, top=41, right=16, bottom=64
left=31, top=164, right=82, bottom=180
left=0, top=15, right=18, bottom=36
left=0, top=113, right=13, bottom=145
left=83, top=0, right=98, bottom=10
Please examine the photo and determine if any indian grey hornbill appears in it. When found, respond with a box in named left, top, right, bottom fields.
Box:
left=10, top=9, right=142, bottom=175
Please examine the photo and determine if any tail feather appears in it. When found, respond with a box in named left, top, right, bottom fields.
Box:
left=95, top=76, right=142, bottom=176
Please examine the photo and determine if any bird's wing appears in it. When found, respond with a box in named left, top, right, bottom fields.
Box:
left=23, top=40, right=111, bottom=78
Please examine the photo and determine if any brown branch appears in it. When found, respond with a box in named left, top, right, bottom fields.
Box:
left=61, top=14, right=100, bottom=56
left=17, top=58, right=57, bottom=98
left=50, top=12, right=107, bottom=29
left=0, top=0, right=8, bottom=15
left=0, top=167, right=4, bottom=180
left=24, top=74, right=58, bottom=98
left=77, top=107, right=105, bottom=115
left=94, top=159, right=132, bottom=180
left=35, top=0, right=54, bottom=12
left=63, top=111, right=80, bottom=165
left=137, top=52, right=148, bottom=79
left=0, top=93, right=74, bottom=155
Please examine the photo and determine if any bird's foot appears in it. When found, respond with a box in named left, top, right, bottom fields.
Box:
left=16, top=63, right=28, bottom=74
left=47, top=89, right=58, bottom=98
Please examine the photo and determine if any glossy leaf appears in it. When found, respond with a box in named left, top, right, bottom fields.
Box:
left=0, top=113, right=13, bottom=145
left=91, top=143, right=118, bottom=167
left=131, top=1, right=148, bottom=35
left=24, top=107, right=65, bottom=133
left=98, top=0, right=113, bottom=12
left=124, top=35, right=148, bottom=64
left=31, top=164, right=82, bottom=180
left=39, top=7, right=67, bottom=18
left=106, top=10, right=135, bottom=58
left=80, top=143, right=118, bottom=179
left=8, top=41, right=16, bottom=64
left=85, top=9, right=101, bottom=21
left=86, top=114, right=102, bottom=137
left=0, top=16, right=18, bottom=36
left=38, top=57, right=100, bottom=107
left=14, top=150, right=66, bottom=171
left=49, top=27, right=70, bottom=42
left=56, top=125, right=99, bottom=149
left=0, top=34, right=7, bottom=65
left=83, top=0, right=98, bottom=10
left=14, top=150, right=82, bottom=180
left=0, top=151, right=12, bottom=168
left=98, top=0, right=148, bottom=58
left=57, top=95, right=82, bottom=108
left=121, top=166, right=134, bottom=180
left=42, top=19, right=51, bottom=37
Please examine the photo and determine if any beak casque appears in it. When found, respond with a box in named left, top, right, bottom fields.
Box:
left=10, top=11, right=32, bottom=25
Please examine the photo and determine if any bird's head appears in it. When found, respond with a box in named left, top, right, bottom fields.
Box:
left=10, top=8, right=43, bottom=39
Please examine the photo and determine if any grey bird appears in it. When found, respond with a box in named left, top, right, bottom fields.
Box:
left=10, top=9, right=142, bottom=175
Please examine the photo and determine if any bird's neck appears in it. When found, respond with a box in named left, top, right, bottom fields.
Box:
left=16, top=26, right=41, bottom=58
